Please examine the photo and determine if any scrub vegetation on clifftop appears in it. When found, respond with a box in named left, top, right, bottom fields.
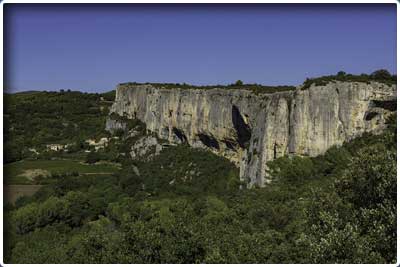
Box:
left=119, top=81, right=296, bottom=95
left=301, top=69, right=396, bottom=89
left=118, top=69, right=396, bottom=94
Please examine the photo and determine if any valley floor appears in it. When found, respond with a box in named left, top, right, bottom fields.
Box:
left=3, top=158, right=121, bottom=205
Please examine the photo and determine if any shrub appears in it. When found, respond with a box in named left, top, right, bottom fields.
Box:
left=86, top=151, right=100, bottom=164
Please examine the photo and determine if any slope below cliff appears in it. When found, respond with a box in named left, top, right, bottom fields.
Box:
left=107, top=81, right=396, bottom=186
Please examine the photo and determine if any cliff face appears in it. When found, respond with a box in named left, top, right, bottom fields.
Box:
left=108, top=81, right=396, bottom=187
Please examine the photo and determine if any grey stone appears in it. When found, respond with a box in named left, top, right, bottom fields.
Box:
left=108, top=81, right=396, bottom=187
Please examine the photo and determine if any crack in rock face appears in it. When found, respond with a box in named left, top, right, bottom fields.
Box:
left=172, top=127, right=188, bottom=143
left=231, top=105, right=252, bottom=148
left=108, top=81, right=397, bottom=187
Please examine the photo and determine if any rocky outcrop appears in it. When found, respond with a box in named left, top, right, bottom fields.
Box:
left=108, top=81, right=396, bottom=187
left=105, top=117, right=126, bottom=133
left=130, top=136, right=164, bottom=161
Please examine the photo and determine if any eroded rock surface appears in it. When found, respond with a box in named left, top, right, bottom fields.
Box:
left=130, top=136, right=163, bottom=161
left=108, top=81, right=396, bottom=187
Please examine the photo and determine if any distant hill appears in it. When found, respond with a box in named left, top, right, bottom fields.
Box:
left=4, top=90, right=115, bottom=163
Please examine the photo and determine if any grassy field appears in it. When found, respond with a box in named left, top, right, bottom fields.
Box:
left=4, top=159, right=121, bottom=185
left=4, top=185, right=43, bottom=204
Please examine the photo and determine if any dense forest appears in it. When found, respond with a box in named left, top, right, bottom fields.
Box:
left=3, top=77, right=397, bottom=263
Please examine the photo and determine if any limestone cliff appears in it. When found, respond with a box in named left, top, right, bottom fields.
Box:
left=108, top=81, right=396, bottom=187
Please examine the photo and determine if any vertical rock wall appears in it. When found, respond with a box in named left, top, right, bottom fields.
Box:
left=108, top=81, right=396, bottom=186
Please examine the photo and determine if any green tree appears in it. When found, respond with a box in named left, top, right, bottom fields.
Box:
left=85, top=151, right=100, bottom=164
left=370, top=69, right=392, bottom=80
left=12, top=202, right=40, bottom=234
left=234, top=80, right=243, bottom=86
left=337, top=71, right=346, bottom=77
left=302, top=142, right=396, bottom=263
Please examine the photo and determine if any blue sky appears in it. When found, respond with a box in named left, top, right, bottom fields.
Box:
left=4, top=4, right=397, bottom=93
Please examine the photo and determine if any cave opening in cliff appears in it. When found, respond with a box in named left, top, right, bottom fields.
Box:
left=232, top=105, right=252, bottom=148
left=173, top=127, right=188, bottom=143
left=198, top=133, right=220, bottom=150
left=223, top=139, right=236, bottom=150
left=365, top=111, right=379, bottom=121
left=371, top=100, right=396, bottom=111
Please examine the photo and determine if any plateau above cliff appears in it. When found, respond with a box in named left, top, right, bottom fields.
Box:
left=107, top=79, right=396, bottom=187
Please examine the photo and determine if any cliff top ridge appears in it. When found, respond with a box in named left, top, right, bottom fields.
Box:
left=118, top=69, right=396, bottom=95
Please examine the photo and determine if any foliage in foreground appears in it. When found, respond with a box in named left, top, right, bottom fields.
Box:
left=4, top=116, right=396, bottom=263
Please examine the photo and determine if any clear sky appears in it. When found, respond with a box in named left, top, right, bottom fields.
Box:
left=4, top=4, right=397, bottom=93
